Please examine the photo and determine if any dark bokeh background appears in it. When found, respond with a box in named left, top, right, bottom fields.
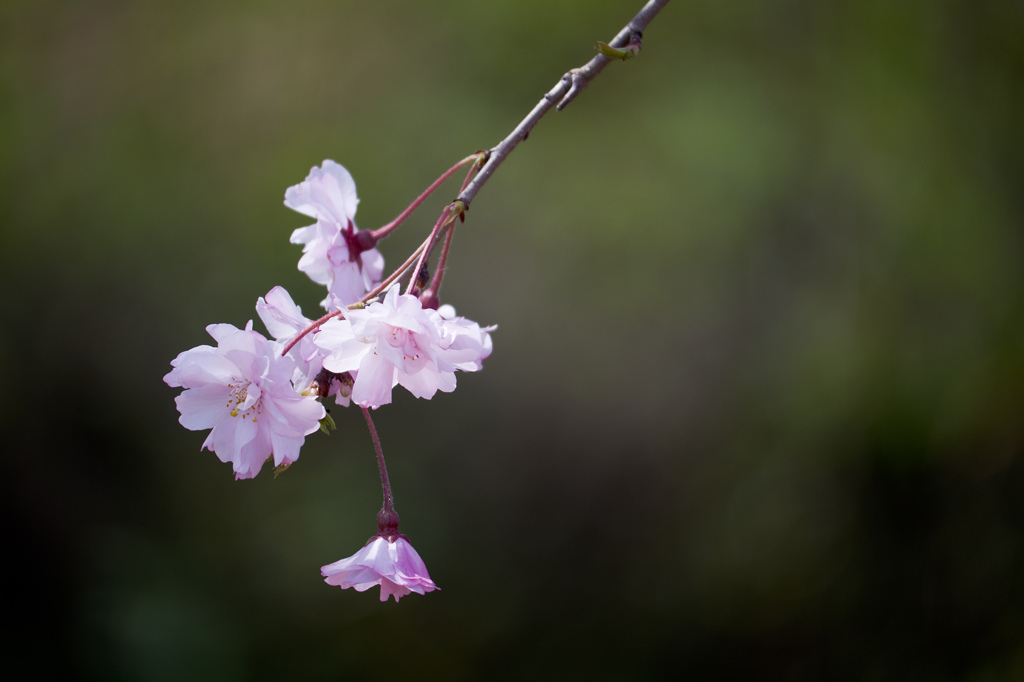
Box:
left=4, top=0, right=1023, bottom=678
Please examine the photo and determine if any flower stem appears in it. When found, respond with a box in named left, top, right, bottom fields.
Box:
left=362, top=407, right=399, bottom=536
left=405, top=205, right=453, bottom=295
left=360, top=239, right=427, bottom=304
left=425, top=223, right=455, bottom=299
left=414, top=160, right=479, bottom=304
left=370, top=152, right=484, bottom=242
left=460, top=153, right=485, bottom=192
left=281, top=309, right=344, bottom=357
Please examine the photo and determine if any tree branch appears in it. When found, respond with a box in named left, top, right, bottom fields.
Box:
left=455, top=0, right=670, bottom=209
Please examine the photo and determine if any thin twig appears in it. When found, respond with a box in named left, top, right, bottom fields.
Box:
left=455, top=0, right=670, bottom=209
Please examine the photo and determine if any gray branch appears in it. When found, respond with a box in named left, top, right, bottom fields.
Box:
left=456, top=0, right=670, bottom=209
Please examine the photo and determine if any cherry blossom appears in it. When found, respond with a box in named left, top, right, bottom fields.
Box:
left=322, top=535, right=438, bottom=602
left=433, top=304, right=496, bottom=373
left=164, top=321, right=326, bottom=479
left=284, top=160, right=384, bottom=306
left=256, top=286, right=320, bottom=384
left=313, top=286, right=494, bottom=409
left=256, top=286, right=354, bottom=407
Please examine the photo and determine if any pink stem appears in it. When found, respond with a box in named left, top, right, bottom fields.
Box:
left=427, top=223, right=456, bottom=296
left=281, top=309, right=344, bottom=357
left=460, top=156, right=482, bottom=192
left=370, top=153, right=482, bottom=242
left=362, top=407, right=397, bottom=522
left=360, top=235, right=430, bottom=304
left=405, top=206, right=452, bottom=295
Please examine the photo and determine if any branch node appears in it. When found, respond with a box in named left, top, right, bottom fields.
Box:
left=556, top=69, right=583, bottom=111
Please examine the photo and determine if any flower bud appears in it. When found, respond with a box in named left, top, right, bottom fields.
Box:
left=418, top=287, right=440, bottom=311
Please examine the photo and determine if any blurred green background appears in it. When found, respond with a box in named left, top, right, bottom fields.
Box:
left=4, top=0, right=1023, bottom=678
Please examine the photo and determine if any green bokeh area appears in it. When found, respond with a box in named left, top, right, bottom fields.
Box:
left=4, top=0, right=1024, bottom=678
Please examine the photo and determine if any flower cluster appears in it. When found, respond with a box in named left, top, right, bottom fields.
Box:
left=316, top=285, right=495, bottom=408
left=165, top=159, right=494, bottom=601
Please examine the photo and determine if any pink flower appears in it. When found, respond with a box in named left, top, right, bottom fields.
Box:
left=256, top=286, right=353, bottom=406
left=314, top=286, right=493, bottom=408
left=285, top=160, right=384, bottom=307
left=433, top=304, right=496, bottom=373
left=164, top=321, right=326, bottom=479
left=322, top=535, right=438, bottom=602
left=257, top=286, right=320, bottom=385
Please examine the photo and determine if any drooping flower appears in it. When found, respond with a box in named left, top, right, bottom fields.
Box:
left=164, top=321, right=326, bottom=479
left=285, top=160, right=384, bottom=307
left=313, top=285, right=494, bottom=409
left=322, top=535, right=438, bottom=602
